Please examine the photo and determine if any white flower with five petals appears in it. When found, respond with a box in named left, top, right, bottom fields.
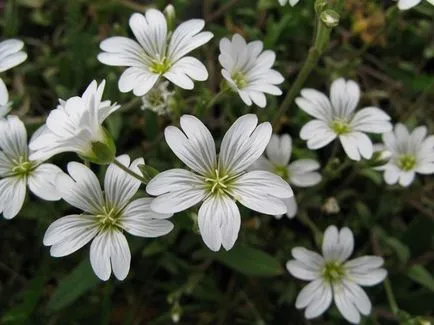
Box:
left=296, top=78, right=392, bottom=161
left=0, top=39, right=27, bottom=73
left=98, top=9, right=213, bottom=96
left=43, top=155, right=174, bottom=281
left=376, top=123, right=434, bottom=187
left=0, top=79, right=11, bottom=118
left=29, top=80, right=119, bottom=162
left=146, top=114, right=293, bottom=251
left=287, top=225, right=387, bottom=324
left=396, top=0, right=434, bottom=10
left=218, top=34, right=284, bottom=108
left=0, top=116, right=62, bottom=220
left=251, top=134, right=321, bottom=218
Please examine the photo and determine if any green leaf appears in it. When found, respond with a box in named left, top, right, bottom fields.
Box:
left=211, top=245, right=283, bottom=277
left=47, top=259, right=99, bottom=312
left=1, top=258, right=50, bottom=324
left=407, top=265, right=434, bottom=292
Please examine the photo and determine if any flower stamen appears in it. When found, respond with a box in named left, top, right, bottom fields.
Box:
left=11, top=156, right=34, bottom=177
left=149, top=57, right=171, bottom=74
left=322, top=261, right=345, bottom=283
left=330, top=119, right=351, bottom=135
left=231, top=71, right=248, bottom=89
left=204, top=169, right=232, bottom=196
left=96, top=206, right=121, bottom=230
left=398, top=154, right=416, bottom=171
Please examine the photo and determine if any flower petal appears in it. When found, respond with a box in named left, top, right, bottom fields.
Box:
left=219, top=114, right=272, bottom=174
left=283, top=196, right=297, bottom=218
left=333, top=283, right=361, bottom=324
left=164, top=116, right=217, bottom=175
left=105, top=155, right=143, bottom=210
left=56, top=162, right=104, bottom=214
left=304, top=281, right=332, bottom=319
left=0, top=176, right=26, bottom=219
left=286, top=260, right=320, bottom=281
left=351, top=107, right=392, bottom=133
left=28, top=163, right=63, bottom=201
left=330, top=78, right=360, bottom=118
left=322, top=225, right=354, bottom=262
left=266, top=134, right=292, bottom=166
left=198, top=195, right=241, bottom=251
left=90, top=231, right=112, bottom=281
left=121, top=198, right=174, bottom=237
left=44, top=215, right=98, bottom=257
left=296, top=89, right=333, bottom=122
left=0, top=115, right=28, bottom=159
left=110, top=230, right=131, bottom=281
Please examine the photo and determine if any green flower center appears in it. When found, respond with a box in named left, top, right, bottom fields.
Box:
left=398, top=154, right=416, bottom=171
left=273, top=164, right=289, bottom=180
left=204, top=169, right=234, bottom=196
left=232, top=71, right=248, bottom=89
left=149, top=57, right=171, bottom=74
left=96, top=206, right=121, bottom=230
left=11, top=157, right=34, bottom=177
left=322, top=261, right=345, bottom=283
left=330, top=119, right=351, bottom=135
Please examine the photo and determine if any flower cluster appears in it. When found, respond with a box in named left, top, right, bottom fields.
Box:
left=1, top=3, right=433, bottom=324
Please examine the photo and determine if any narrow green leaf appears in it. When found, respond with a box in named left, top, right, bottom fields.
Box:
left=47, top=259, right=99, bottom=312
left=407, top=265, right=434, bottom=292
left=1, top=258, right=50, bottom=324
left=211, top=245, right=283, bottom=277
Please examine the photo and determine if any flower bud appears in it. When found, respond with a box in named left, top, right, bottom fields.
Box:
left=322, top=197, right=340, bottom=214
left=80, top=127, right=116, bottom=165
left=320, top=9, right=340, bottom=28
left=164, top=4, right=176, bottom=31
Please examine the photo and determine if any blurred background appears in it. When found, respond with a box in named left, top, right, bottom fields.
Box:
left=0, top=0, right=433, bottom=324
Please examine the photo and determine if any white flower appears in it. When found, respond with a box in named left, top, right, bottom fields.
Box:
left=0, top=116, right=62, bottom=220
left=251, top=134, right=321, bottom=218
left=43, top=155, right=174, bottom=281
left=218, top=34, right=284, bottom=108
left=141, top=81, right=174, bottom=115
left=0, top=78, right=11, bottom=118
left=376, top=123, right=434, bottom=187
left=287, top=225, right=387, bottom=324
left=396, top=0, right=434, bottom=10
left=29, top=80, right=119, bottom=162
left=0, top=39, right=27, bottom=73
left=296, top=78, right=392, bottom=161
left=146, top=114, right=293, bottom=251
left=278, top=0, right=301, bottom=6
left=97, top=9, right=213, bottom=96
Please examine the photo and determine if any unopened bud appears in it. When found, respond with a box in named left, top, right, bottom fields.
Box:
left=164, top=4, right=176, bottom=31
left=314, top=0, right=328, bottom=13
left=320, top=9, right=340, bottom=28
left=80, top=127, right=116, bottom=165
left=322, top=197, right=340, bottom=214
left=171, top=302, right=182, bottom=323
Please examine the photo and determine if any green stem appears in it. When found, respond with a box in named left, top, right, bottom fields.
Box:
left=297, top=211, right=323, bottom=247
left=384, top=278, right=399, bottom=315
left=206, top=88, right=228, bottom=111
left=273, top=14, right=333, bottom=129
left=113, top=159, right=147, bottom=184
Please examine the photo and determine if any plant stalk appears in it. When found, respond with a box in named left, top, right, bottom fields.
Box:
left=113, top=159, right=147, bottom=184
